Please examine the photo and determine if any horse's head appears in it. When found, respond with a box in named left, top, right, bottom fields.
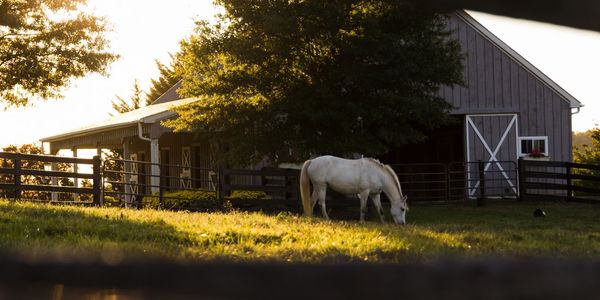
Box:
left=390, top=195, right=408, bottom=225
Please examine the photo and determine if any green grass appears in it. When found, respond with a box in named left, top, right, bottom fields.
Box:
left=0, top=199, right=600, bottom=263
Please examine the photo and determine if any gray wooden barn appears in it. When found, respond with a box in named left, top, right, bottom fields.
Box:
left=40, top=10, right=582, bottom=199
left=383, top=11, right=582, bottom=198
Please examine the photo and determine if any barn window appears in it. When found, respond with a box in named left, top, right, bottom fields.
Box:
left=518, top=136, right=548, bottom=157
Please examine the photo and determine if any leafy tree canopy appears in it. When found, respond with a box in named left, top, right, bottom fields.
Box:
left=0, top=0, right=117, bottom=106
left=574, top=128, right=600, bottom=165
left=168, top=0, right=464, bottom=166
left=573, top=128, right=600, bottom=191
left=573, top=129, right=596, bottom=152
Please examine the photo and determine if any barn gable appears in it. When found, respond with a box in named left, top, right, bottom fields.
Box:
left=439, top=11, right=581, bottom=163
left=151, top=79, right=183, bottom=105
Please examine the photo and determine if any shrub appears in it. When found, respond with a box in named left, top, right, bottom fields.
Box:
left=228, top=190, right=271, bottom=200
left=103, top=195, right=122, bottom=207
left=142, top=190, right=217, bottom=210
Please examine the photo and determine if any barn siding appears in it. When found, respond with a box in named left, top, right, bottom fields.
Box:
left=442, top=12, right=574, bottom=162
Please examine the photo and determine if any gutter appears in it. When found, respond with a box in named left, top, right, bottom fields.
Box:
left=138, top=121, right=152, bottom=142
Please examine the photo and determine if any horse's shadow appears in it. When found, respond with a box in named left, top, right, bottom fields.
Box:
left=311, top=189, right=384, bottom=222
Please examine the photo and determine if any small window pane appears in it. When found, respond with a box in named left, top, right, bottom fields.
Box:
left=521, top=140, right=533, bottom=154
left=536, top=140, right=545, bottom=153
left=520, top=137, right=547, bottom=155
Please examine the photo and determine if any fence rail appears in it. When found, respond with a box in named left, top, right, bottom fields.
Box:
left=218, top=168, right=300, bottom=205
left=390, top=161, right=518, bottom=204
left=518, top=158, right=600, bottom=203
left=4, top=150, right=600, bottom=208
left=101, top=158, right=216, bottom=208
left=0, top=152, right=101, bottom=204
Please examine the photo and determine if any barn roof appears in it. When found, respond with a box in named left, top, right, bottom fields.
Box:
left=40, top=97, right=198, bottom=142
left=151, top=79, right=183, bottom=105
left=459, top=11, right=582, bottom=108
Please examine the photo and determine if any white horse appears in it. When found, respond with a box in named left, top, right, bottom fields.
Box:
left=299, top=155, right=408, bottom=224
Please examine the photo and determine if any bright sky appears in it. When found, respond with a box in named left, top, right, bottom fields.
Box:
left=0, top=4, right=598, bottom=150
left=0, top=0, right=217, bottom=149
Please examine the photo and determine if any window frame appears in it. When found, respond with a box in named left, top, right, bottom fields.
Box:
left=517, top=136, right=549, bottom=157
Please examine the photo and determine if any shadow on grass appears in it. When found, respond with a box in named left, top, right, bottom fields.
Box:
left=0, top=201, right=192, bottom=262
left=2, top=201, right=600, bottom=299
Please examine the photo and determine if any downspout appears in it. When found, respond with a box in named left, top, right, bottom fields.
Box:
left=138, top=121, right=152, bottom=142
left=138, top=121, right=160, bottom=193
left=571, top=106, right=581, bottom=115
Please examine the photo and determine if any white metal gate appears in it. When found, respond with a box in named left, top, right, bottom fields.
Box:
left=465, top=114, right=519, bottom=197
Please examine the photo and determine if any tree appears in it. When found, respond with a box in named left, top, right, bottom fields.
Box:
left=167, top=0, right=464, bottom=166
left=0, top=0, right=117, bottom=106
left=574, top=128, right=600, bottom=165
left=110, top=79, right=149, bottom=116
left=145, top=57, right=181, bottom=104
left=573, top=130, right=596, bottom=152
left=573, top=127, right=600, bottom=191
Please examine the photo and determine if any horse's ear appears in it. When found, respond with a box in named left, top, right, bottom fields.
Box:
left=402, top=195, right=408, bottom=202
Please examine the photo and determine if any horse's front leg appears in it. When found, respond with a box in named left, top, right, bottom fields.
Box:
left=358, top=190, right=369, bottom=223
left=371, top=193, right=386, bottom=223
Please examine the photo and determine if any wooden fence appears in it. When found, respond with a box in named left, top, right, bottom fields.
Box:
left=102, top=158, right=216, bottom=208
left=218, top=168, right=300, bottom=206
left=3, top=150, right=600, bottom=207
left=0, top=152, right=102, bottom=204
left=518, top=158, right=600, bottom=202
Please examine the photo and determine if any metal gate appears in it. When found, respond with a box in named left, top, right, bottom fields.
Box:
left=465, top=114, right=519, bottom=198
left=390, top=161, right=518, bottom=203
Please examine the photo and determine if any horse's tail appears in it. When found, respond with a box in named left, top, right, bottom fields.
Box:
left=300, top=159, right=313, bottom=217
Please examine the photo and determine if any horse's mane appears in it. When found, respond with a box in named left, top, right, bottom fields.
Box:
left=364, top=158, right=404, bottom=200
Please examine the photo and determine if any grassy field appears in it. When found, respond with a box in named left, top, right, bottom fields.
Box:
left=0, top=199, right=599, bottom=263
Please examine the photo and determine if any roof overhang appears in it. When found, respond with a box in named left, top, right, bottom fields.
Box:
left=40, top=97, right=199, bottom=143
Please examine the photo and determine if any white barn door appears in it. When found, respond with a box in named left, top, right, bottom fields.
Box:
left=180, top=146, right=192, bottom=189
left=465, top=114, right=518, bottom=197
left=128, top=153, right=139, bottom=205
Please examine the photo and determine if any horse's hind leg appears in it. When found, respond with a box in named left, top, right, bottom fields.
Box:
left=358, top=191, right=369, bottom=223
left=315, top=184, right=329, bottom=220
left=371, top=193, right=386, bottom=223
left=310, top=187, right=319, bottom=212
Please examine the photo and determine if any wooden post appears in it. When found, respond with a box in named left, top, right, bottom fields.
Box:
left=518, top=158, right=526, bottom=201
left=566, top=162, right=573, bottom=202
left=123, top=141, right=131, bottom=207
left=477, top=160, right=485, bottom=207
left=51, top=162, right=58, bottom=201
left=92, top=155, right=102, bottom=206
left=445, top=164, right=450, bottom=202
left=13, top=158, right=21, bottom=200
left=72, top=147, right=79, bottom=201
left=159, top=164, right=164, bottom=205
left=284, top=173, right=290, bottom=203
left=218, top=167, right=225, bottom=205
